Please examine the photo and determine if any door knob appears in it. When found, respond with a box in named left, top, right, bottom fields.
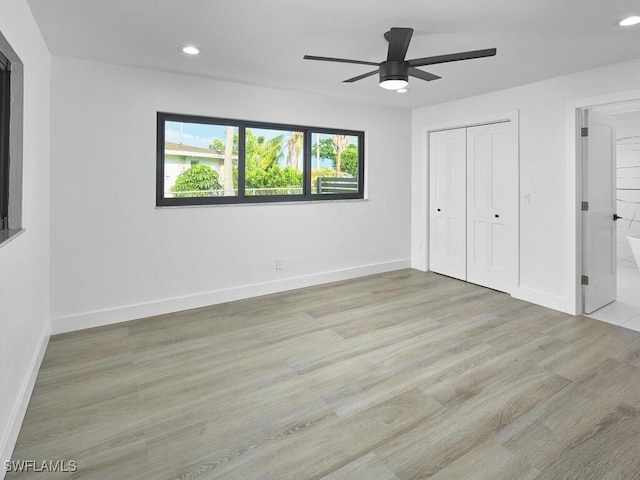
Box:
left=437, top=208, right=441, bottom=212
left=494, top=214, right=500, bottom=218
left=614, top=214, right=623, bottom=221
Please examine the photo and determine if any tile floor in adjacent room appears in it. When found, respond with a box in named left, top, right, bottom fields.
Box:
left=587, top=256, right=640, bottom=332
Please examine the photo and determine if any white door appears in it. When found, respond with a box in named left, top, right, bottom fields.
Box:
left=429, top=128, right=467, bottom=280
left=466, top=122, right=518, bottom=293
left=583, top=110, right=617, bottom=314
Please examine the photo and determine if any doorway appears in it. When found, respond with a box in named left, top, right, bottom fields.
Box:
left=580, top=101, right=640, bottom=330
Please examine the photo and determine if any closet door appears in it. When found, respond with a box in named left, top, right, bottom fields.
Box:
left=466, top=122, right=518, bottom=293
left=429, top=128, right=467, bottom=280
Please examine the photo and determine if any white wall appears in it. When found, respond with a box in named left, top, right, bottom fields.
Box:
left=411, top=57, right=640, bottom=314
left=0, top=0, right=51, bottom=471
left=50, top=58, right=412, bottom=332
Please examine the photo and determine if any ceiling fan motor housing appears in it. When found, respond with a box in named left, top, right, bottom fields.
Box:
left=379, top=60, right=408, bottom=83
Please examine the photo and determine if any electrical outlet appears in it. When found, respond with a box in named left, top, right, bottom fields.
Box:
left=275, top=258, right=284, bottom=270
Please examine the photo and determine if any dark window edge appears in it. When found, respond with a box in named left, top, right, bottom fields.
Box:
left=156, top=194, right=366, bottom=208
left=0, top=30, right=24, bottom=233
left=154, top=198, right=369, bottom=210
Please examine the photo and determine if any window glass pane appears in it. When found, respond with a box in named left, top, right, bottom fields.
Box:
left=311, top=133, right=360, bottom=195
left=245, top=127, right=304, bottom=196
left=163, top=121, right=238, bottom=198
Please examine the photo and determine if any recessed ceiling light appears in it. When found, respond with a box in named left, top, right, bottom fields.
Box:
left=619, top=15, right=640, bottom=26
left=182, top=45, right=200, bottom=55
left=396, top=88, right=408, bottom=93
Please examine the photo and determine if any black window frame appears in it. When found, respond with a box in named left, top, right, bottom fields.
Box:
left=156, top=112, right=365, bottom=206
left=0, top=49, right=10, bottom=231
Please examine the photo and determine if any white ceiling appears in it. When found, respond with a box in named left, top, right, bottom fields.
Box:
left=26, top=0, right=640, bottom=109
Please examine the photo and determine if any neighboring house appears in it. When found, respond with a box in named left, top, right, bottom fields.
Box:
left=164, top=142, right=237, bottom=194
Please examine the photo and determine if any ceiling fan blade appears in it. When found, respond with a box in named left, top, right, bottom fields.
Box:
left=303, top=55, right=379, bottom=67
left=343, top=69, right=380, bottom=83
left=387, top=27, right=413, bottom=62
left=408, top=48, right=497, bottom=67
left=408, top=67, right=441, bottom=82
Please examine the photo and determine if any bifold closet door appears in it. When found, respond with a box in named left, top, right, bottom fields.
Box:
left=466, top=122, right=518, bottom=293
left=429, top=128, right=467, bottom=280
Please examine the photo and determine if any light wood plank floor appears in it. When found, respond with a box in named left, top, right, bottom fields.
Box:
left=8, top=270, right=640, bottom=479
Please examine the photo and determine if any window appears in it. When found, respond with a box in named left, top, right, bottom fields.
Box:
left=0, top=48, right=9, bottom=231
left=245, top=126, right=304, bottom=197
left=157, top=112, right=364, bottom=206
left=311, top=132, right=362, bottom=195
left=0, top=31, right=22, bottom=244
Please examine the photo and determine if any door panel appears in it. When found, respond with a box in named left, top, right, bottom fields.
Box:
left=449, top=218, right=462, bottom=262
left=429, top=128, right=466, bottom=280
left=491, top=132, right=510, bottom=209
left=584, top=110, right=617, bottom=314
left=491, top=222, right=507, bottom=269
left=473, top=220, right=488, bottom=266
left=473, top=135, right=491, bottom=208
left=434, top=216, right=446, bottom=257
left=466, top=122, right=518, bottom=293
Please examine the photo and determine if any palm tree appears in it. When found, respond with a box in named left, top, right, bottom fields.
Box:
left=333, top=134, right=349, bottom=177
left=286, top=132, right=303, bottom=170
left=252, top=134, right=284, bottom=170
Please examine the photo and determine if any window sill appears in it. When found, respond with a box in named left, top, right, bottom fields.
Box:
left=0, top=228, right=24, bottom=248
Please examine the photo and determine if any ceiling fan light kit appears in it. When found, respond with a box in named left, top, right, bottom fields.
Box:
left=379, top=61, right=409, bottom=90
left=380, top=79, right=408, bottom=90
left=304, top=27, right=496, bottom=91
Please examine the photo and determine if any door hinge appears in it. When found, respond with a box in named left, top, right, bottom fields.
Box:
left=581, top=127, right=588, bottom=137
left=581, top=201, right=589, bottom=211
left=581, top=275, right=589, bottom=286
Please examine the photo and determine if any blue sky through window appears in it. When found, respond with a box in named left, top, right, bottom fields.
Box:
left=165, top=122, right=358, bottom=170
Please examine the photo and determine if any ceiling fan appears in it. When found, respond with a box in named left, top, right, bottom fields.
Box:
left=304, top=27, right=496, bottom=91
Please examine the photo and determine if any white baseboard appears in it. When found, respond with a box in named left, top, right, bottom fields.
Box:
left=412, top=258, right=573, bottom=316
left=0, top=328, right=49, bottom=479
left=512, top=286, right=575, bottom=315
left=52, top=260, right=411, bottom=334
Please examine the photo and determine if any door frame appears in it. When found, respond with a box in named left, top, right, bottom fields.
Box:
left=420, top=109, right=520, bottom=292
left=567, top=88, right=640, bottom=315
